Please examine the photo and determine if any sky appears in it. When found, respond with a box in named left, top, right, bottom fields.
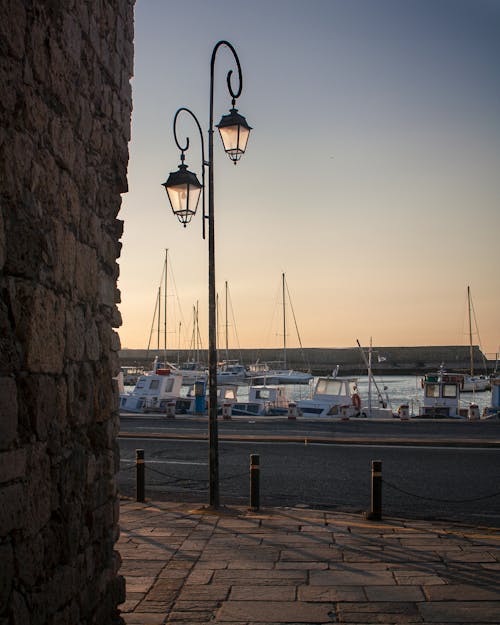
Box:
left=118, top=0, right=500, bottom=357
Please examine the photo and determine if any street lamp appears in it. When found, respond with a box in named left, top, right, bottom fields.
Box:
left=162, top=41, right=252, bottom=508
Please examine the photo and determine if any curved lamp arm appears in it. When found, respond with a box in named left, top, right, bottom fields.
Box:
left=172, top=107, right=208, bottom=238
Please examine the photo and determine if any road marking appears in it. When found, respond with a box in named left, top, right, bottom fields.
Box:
left=120, top=458, right=206, bottom=466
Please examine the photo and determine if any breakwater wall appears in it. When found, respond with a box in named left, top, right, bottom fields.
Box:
left=119, top=345, right=492, bottom=375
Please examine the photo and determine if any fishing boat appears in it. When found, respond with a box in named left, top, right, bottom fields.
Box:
left=356, top=338, right=395, bottom=418
left=418, top=369, right=468, bottom=419
left=217, top=360, right=247, bottom=383
left=120, top=366, right=144, bottom=386
left=297, top=369, right=361, bottom=418
left=175, top=382, right=239, bottom=415
left=120, top=359, right=184, bottom=413
left=231, top=385, right=289, bottom=416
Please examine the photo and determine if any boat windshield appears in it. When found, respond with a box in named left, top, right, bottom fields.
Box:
left=442, top=384, right=458, bottom=398
left=316, top=379, right=354, bottom=396
left=425, top=384, right=440, bottom=398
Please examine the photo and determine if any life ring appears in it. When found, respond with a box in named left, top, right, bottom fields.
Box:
left=352, top=393, right=361, bottom=410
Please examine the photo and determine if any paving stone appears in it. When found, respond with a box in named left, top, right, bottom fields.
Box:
left=310, top=569, right=395, bottom=586
left=136, top=600, right=173, bottom=612
left=364, top=585, right=425, bottom=601
left=276, top=560, right=328, bottom=570
left=418, top=600, right=500, bottom=622
left=230, top=586, right=297, bottom=601
left=185, top=568, right=213, bottom=584
left=423, top=583, right=500, bottom=601
left=217, top=600, right=333, bottom=622
left=336, top=601, right=421, bottom=623
left=227, top=560, right=276, bottom=570
left=441, top=551, right=497, bottom=562
left=179, top=584, right=230, bottom=601
left=119, top=592, right=144, bottom=612
left=214, top=570, right=308, bottom=586
left=298, top=585, right=366, bottom=602
left=122, top=613, right=166, bottom=625
left=393, top=571, right=446, bottom=585
left=125, top=576, right=156, bottom=593
left=120, top=561, right=167, bottom=576
left=280, top=547, right=343, bottom=562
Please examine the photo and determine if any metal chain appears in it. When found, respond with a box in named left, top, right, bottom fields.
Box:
left=382, top=478, right=500, bottom=503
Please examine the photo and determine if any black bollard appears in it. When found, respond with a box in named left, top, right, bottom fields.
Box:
left=136, top=449, right=145, bottom=503
left=366, top=460, right=382, bottom=521
left=249, top=453, right=260, bottom=512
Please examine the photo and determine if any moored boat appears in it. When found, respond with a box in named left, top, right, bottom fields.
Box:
left=297, top=372, right=361, bottom=418
left=418, top=370, right=468, bottom=419
left=231, top=385, right=289, bottom=416
left=482, top=377, right=500, bottom=420
left=120, top=361, right=183, bottom=413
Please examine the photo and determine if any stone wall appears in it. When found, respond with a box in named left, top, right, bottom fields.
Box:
left=0, top=1, right=133, bottom=624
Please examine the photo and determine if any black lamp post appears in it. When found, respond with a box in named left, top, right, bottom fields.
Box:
left=162, top=41, right=251, bottom=508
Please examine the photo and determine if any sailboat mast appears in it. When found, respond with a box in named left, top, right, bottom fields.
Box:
left=368, top=337, right=373, bottom=417
left=225, top=281, right=229, bottom=362
left=468, top=285, right=474, bottom=376
left=157, top=286, right=161, bottom=351
left=282, top=273, right=286, bottom=368
left=164, top=249, right=168, bottom=363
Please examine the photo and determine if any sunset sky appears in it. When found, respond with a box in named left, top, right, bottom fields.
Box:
left=118, top=0, right=500, bottom=357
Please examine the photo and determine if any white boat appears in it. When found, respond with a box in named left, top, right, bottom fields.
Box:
left=120, top=366, right=144, bottom=386
left=247, top=274, right=312, bottom=386
left=482, top=377, right=500, bottom=419
left=217, top=360, right=247, bottom=384
left=246, top=361, right=312, bottom=385
left=175, top=382, right=239, bottom=415
left=178, top=361, right=207, bottom=386
left=120, top=361, right=184, bottom=413
left=356, top=339, right=395, bottom=418
left=231, top=385, right=289, bottom=416
left=297, top=372, right=361, bottom=418
left=418, top=369, right=468, bottom=419
left=461, top=373, right=491, bottom=393
left=453, top=286, right=490, bottom=393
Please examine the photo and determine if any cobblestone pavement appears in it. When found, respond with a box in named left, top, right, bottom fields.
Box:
left=118, top=500, right=500, bottom=624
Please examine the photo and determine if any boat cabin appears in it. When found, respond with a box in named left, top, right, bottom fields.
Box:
left=120, top=368, right=183, bottom=413
left=297, top=376, right=359, bottom=417
left=419, top=372, right=468, bottom=419
left=232, top=385, right=289, bottom=416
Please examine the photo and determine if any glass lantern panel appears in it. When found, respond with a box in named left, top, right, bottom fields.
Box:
left=219, top=124, right=250, bottom=160
left=166, top=183, right=201, bottom=217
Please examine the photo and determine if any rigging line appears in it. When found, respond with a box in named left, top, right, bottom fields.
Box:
left=166, top=253, right=189, bottom=340
left=470, top=296, right=488, bottom=372
left=284, top=275, right=310, bottom=371
left=227, top=284, right=243, bottom=361
left=258, top=281, right=281, bottom=362
left=146, top=287, right=161, bottom=357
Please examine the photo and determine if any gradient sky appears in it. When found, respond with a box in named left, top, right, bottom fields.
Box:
left=118, top=0, right=500, bottom=357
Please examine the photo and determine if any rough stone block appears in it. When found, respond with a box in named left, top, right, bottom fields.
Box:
left=0, top=482, right=25, bottom=534
left=0, top=376, right=18, bottom=447
left=0, top=448, right=26, bottom=483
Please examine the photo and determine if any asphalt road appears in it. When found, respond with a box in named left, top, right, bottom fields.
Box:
left=118, top=416, right=500, bottom=526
